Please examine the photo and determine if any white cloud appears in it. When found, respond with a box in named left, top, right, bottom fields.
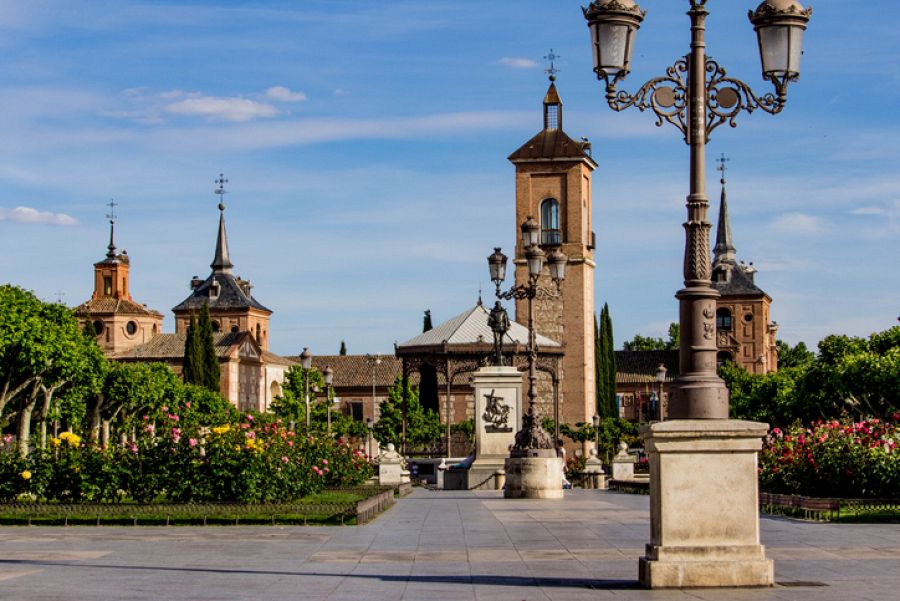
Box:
left=333, top=88, right=350, bottom=96
left=0, top=206, right=77, bottom=225
left=265, top=86, right=307, bottom=102
left=164, top=95, right=279, bottom=122
left=850, top=206, right=887, bottom=216
left=496, top=57, right=538, bottom=69
left=771, top=212, right=825, bottom=235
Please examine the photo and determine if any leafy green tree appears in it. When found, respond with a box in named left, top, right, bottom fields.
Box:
left=623, top=323, right=679, bottom=351
left=197, top=303, right=220, bottom=393
left=374, top=377, right=441, bottom=451
left=97, top=361, right=182, bottom=444
left=271, top=365, right=325, bottom=428
left=776, top=339, right=815, bottom=368
left=419, top=310, right=439, bottom=414
left=0, top=286, right=102, bottom=455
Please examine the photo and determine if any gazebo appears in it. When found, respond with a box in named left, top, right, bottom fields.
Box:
left=395, top=301, right=564, bottom=452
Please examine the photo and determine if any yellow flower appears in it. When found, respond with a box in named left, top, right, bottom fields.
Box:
left=20, top=470, right=31, bottom=481
left=212, top=425, right=231, bottom=435
left=50, top=437, right=61, bottom=447
left=59, top=432, right=81, bottom=447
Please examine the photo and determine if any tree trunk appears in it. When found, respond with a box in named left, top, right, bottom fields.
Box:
left=37, top=384, right=57, bottom=449
left=90, top=394, right=105, bottom=443
left=15, top=382, right=41, bottom=458
left=101, top=420, right=110, bottom=448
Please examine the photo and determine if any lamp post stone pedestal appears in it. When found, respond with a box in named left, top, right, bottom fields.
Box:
left=639, top=420, right=773, bottom=588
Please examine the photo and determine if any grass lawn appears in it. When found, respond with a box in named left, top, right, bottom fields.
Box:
left=0, top=489, right=379, bottom=527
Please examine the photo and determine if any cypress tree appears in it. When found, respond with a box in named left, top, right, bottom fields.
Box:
left=594, top=313, right=607, bottom=417
left=339, top=340, right=347, bottom=355
left=183, top=312, right=200, bottom=384
left=602, top=303, right=617, bottom=417
left=197, top=303, right=220, bottom=393
left=419, top=310, right=439, bottom=414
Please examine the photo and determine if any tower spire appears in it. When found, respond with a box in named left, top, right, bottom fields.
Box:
left=105, top=199, right=118, bottom=258
left=542, top=49, right=563, bottom=131
left=211, top=173, right=233, bottom=274
left=713, top=153, right=736, bottom=265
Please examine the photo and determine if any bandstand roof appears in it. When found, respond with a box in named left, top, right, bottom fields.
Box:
left=397, top=303, right=561, bottom=351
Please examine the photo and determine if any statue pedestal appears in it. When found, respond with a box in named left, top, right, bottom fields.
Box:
left=638, top=420, right=773, bottom=588
left=470, top=366, right=521, bottom=490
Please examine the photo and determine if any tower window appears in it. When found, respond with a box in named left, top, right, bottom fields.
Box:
left=103, top=276, right=112, bottom=296
left=716, top=308, right=733, bottom=331
left=126, top=321, right=137, bottom=335
left=546, top=104, right=559, bottom=129
left=93, top=320, right=104, bottom=336
left=540, top=198, right=561, bottom=245
left=211, top=320, right=221, bottom=333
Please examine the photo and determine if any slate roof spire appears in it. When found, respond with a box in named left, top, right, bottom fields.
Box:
left=211, top=173, right=234, bottom=274
left=543, top=49, right=562, bottom=131
left=713, top=154, right=736, bottom=267
left=106, top=199, right=118, bottom=259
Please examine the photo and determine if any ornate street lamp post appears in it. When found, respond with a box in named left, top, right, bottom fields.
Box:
left=488, top=217, right=567, bottom=456
left=582, top=1, right=811, bottom=587
left=583, top=0, right=811, bottom=418
left=323, top=366, right=334, bottom=433
left=299, top=347, right=312, bottom=428
left=656, top=363, right=667, bottom=420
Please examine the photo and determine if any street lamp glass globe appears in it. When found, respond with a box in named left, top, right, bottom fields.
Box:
left=749, top=0, right=811, bottom=80
left=657, top=363, right=668, bottom=383
left=300, top=347, right=312, bottom=370
left=525, top=244, right=545, bottom=278
left=520, top=217, right=541, bottom=248
left=487, top=247, right=508, bottom=285
left=583, top=0, right=645, bottom=80
left=323, top=366, right=334, bottom=386
left=547, top=248, right=567, bottom=283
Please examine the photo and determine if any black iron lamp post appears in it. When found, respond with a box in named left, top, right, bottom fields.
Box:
left=488, top=217, right=567, bottom=456
left=366, top=416, right=374, bottom=460
left=583, top=0, right=811, bottom=419
left=592, top=413, right=601, bottom=457
left=323, top=366, right=334, bottom=433
left=299, top=347, right=312, bottom=428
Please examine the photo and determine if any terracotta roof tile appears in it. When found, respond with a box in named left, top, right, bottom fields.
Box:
left=615, top=350, right=679, bottom=385
left=74, top=298, right=163, bottom=317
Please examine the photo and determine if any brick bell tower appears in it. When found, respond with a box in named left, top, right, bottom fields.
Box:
left=507, top=72, right=598, bottom=429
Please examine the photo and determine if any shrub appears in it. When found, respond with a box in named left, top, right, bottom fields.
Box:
left=759, top=416, right=900, bottom=498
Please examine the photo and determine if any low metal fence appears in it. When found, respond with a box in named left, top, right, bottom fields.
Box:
left=0, top=486, right=396, bottom=526
left=759, top=492, right=900, bottom=522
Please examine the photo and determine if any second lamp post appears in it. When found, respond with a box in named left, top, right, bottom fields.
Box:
left=488, top=217, right=567, bottom=455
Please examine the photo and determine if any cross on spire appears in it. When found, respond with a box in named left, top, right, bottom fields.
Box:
left=716, top=153, right=730, bottom=184
left=544, top=49, right=560, bottom=81
left=106, top=199, right=118, bottom=225
left=214, top=173, right=228, bottom=210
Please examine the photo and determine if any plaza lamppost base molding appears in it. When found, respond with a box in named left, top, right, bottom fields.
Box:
left=469, top=365, right=522, bottom=491
left=638, top=419, right=773, bottom=588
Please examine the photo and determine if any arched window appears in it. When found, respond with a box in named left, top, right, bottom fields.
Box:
left=716, top=351, right=733, bottom=368
left=716, top=308, right=732, bottom=331
left=540, top=198, right=561, bottom=245
left=211, top=320, right=221, bottom=333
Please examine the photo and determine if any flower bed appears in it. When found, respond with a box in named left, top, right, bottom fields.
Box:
left=759, top=417, right=900, bottom=499
left=1, top=413, right=373, bottom=503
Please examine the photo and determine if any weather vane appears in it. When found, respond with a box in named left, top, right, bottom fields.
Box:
left=716, top=153, right=730, bottom=184
left=544, top=49, right=560, bottom=81
left=106, top=198, right=118, bottom=225
left=214, top=173, right=228, bottom=210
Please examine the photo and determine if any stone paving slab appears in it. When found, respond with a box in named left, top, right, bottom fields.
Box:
left=0, top=488, right=899, bottom=600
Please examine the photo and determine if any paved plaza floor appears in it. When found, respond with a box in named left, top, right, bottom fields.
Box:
left=1, top=488, right=899, bottom=600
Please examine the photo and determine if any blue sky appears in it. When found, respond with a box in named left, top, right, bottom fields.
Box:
left=0, top=0, right=897, bottom=357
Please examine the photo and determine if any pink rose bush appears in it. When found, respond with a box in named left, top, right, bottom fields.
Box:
left=759, top=416, right=900, bottom=498
left=0, top=410, right=373, bottom=503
